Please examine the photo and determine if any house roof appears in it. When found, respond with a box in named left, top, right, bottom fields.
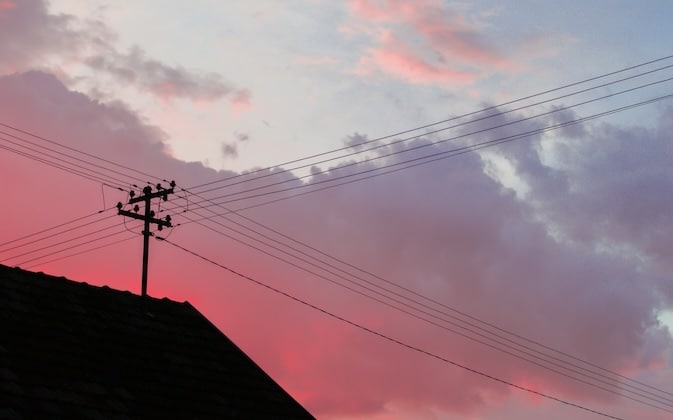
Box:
left=0, top=264, right=314, bottom=419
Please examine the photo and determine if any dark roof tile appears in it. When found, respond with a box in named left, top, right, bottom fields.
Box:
left=1, top=264, right=314, bottom=419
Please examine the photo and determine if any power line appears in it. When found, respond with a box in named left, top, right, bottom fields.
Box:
left=3, top=56, right=672, bottom=407
left=4, top=116, right=670, bottom=408
left=148, top=91, right=673, bottom=405
left=188, top=64, right=673, bottom=198
left=175, top=190, right=673, bottom=400
left=4, top=77, right=671, bottom=404
left=0, top=207, right=113, bottom=249
left=146, top=92, right=673, bottom=405
left=14, top=229, right=132, bottom=267
left=162, top=238, right=627, bottom=420
left=0, top=140, right=127, bottom=189
left=0, top=129, right=136, bottom=188
left=4, top=55, right=673, bottom=205
left=170, top=192, right=673, bottom=409
left=23, top=235, right=137, bottom=270
left=0, top=209, right=116, bottom=256
left=0, top=208, right=138, bottom=270
left=4, top=58, right=672, bottom=222
left=186, top=54, right=673, bottom=193
left=188, top=92, right=673, bottom=211
left=3, top=89, right=668, bottom=406
left=0, top=122, right=159, bottom=182
left=2, top=220, right=123, bottom=264
left=6, top=61, right=671, bottom=215
left=180, top=78, right=673, bottom=209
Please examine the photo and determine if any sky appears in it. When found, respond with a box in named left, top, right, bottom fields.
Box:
left=2, top=0, right=673, bottom=418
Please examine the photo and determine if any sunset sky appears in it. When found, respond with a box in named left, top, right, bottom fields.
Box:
left=2, top=1, right=673, bottom=418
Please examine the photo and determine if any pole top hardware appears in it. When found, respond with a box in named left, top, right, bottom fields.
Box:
left=116, top=180, right=176, bottom=297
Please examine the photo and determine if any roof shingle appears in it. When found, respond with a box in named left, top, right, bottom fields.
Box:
left=0, top=264, right=314, bottom=419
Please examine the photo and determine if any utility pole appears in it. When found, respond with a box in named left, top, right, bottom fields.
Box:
left=117, top=181, right=175, bottom=297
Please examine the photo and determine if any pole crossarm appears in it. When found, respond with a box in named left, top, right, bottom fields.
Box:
left=128, top=187, right=174, bottom=204
left=117, top=209, right=172, bottom=229
left=116, top=181, right=176, bottom=297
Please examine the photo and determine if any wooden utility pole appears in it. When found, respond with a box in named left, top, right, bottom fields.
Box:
left=117, top=181, right=175, bottom=297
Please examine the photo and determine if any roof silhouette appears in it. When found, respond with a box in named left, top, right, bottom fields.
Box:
left=0, top=264, right=314, bottom=419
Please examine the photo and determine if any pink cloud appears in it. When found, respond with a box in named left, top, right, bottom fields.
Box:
left=348, top=0, right=515, bottom=85
left=0, top=0, right=249, bottom=105
left=85, top=47, right=245, bottom=103
left=0, top=0, right=85, bottom=70
left=413, top=14, right=513, bottom=70
left=359, top=44, right=475, bottom=85
left=230, top=88, right=253, bottom=115
left=349, top=0, right=418, bottom=22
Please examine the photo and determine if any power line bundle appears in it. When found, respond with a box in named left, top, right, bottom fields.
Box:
left=2, top=55, right=673, bottom=418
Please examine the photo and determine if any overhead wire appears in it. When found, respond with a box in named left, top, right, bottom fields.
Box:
left=159, top=72, right=673, bottom=395
left=3, top=55, right=673, bottom=408
left=8, top=87, right=672, bottom=408
left=14, top=229, right=132, bottom=267
left=0, top=205, right=130, bottom=272
left=5, top=55, right=673, bottom=214
left=184, top=75, right=673, bottom=208
left=0, top=206, right=139, bottom=269
left=146, top=69, right=673, bottom=403
left=0, top=119, right=166, bottom=266
left=9, top=106, right=652, bottom=408
left=0, top=129, right=135, bottom=189
left=0, top=210, right=116, bottom=256
left=4, top=106, right=671, bottom=408
left=0, top=121, right=159, bottom=182
left=5, top=55, right=672, bottom=241
left=1, top=192, right=172, bottom=268
left=178, top=181, right=673, bottom=398
left=186, top=54, right=673, bottom=193
left=16, top=139, right=654, bottom=404
left=0, top=140, right=127, bottom=189
left=187, top=92, right=673, bottom=211
left=0, top=207, right=113, bottom=249
left=163, top=238, right=627, bottom=420
left=166, top=187, right=673, bottom=409
left=147, top=86, right=673, bottom=406
left=2, top=220, right=124, bottom=264
left=188, top=64, right=673, bottom=198
left=23, top=235, right=137, bottom=270
left=215, top=197, right=673, bottom=400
